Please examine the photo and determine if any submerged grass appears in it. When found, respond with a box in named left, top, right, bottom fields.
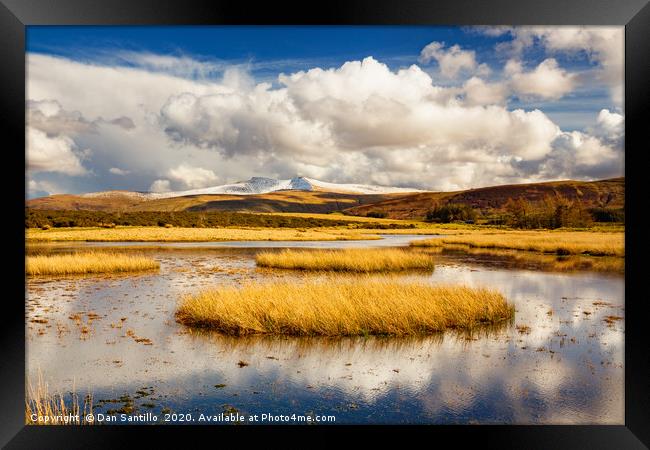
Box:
left=256, top=248, right=435, bottom=272
left=176, top=276, right=514, bottom=336
left=26, top=251, right=160, bottom=276
left=421, top=247, right=625, bottom=273
left=488, top=251, right=624, bottom=272
left=411, top=230, right=624, bottom=256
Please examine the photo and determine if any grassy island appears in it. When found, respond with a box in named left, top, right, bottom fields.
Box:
left=176, top=276, right=513, bottom=336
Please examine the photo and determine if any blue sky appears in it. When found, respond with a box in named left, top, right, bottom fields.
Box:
left=27, top=26, right=502, bottom=68
left=25, top=26, right=624, bottom=196
left=27, top=26, right=615, bottom=129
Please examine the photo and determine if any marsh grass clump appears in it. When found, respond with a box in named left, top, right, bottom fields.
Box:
left=176, top=276, right=514, bottom=336
left=26, top=226, right=382, bottom=242
left=26, top=251, right=160, bottom=276
left=411, top=230, right=624, bottom=257
left=25, top=376, right=93, bottom=425
left=256, top=248, right=435, bottom=272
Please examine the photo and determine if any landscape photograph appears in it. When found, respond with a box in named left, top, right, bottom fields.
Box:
left=25, top=25, right=624, bottom=425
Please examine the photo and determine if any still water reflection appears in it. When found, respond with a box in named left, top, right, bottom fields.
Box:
left=26, top=239, right=624, bottom=424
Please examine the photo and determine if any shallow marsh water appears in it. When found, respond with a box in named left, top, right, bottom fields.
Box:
left=26, top=235, right=624, bottom=424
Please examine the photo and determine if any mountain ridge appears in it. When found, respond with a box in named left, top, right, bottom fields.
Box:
left=27, top=177, right=624, bottom=220
left=80, top=176, right=426, bottom=200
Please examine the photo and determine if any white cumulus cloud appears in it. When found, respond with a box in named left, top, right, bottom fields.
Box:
left=462, top=77, right=508, bottom=106
left=26, top=127, right=88, bottom=175
left=28, top=179, right=63, bottom=196
left=418, top=42, right=479, bottom=78
left=508, top=58, right=577, bottom=100
left=109, top=167, right=130, bottom=176
left=149, top=179, right=171, bottom=192
left=167, top=163, right=219, bottom=189
left=591, top=109, right=624, bottom=146
left=26, top=50, right=624, bottom=193
left=496, top=26, right=623, bottom=104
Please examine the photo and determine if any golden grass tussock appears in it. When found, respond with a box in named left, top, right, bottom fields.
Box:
left=176, top=276, right=514, bottom=336
left=26, top=375, right=93, bottom=425
left=256, top=248, right=435, bottom=272
left=26, top=251, right=160, bottom=276
left=26, top=226, right=380, bottom=242
left=411, top=230, right=624, bottom=257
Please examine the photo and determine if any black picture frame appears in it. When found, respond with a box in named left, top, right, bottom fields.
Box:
left=2, top=0, right=648, bottom=448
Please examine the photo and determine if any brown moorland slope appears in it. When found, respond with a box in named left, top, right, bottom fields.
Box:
left=26, top=192, right=147, bottom=211
left=27, top=178, right=624, bottom=220
left=27, top=190, right=410, bottom=214
left=342, top=178, right=624, bottom=220
left=183, top=191, right=410, bottom=214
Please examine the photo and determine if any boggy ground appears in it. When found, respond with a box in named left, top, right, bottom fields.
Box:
left=25, top=238, right=624, bottom=424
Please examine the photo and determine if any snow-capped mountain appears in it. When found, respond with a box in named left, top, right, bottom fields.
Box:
left=306, top=178, right=425, bottom=195
left=81, top=176, right=426, bottom=200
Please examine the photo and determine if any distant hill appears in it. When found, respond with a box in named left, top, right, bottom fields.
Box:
left=343, top=178, right=624, bottom=220
left=76, top=176, right=424, bottom=200
left=27, top=189, right=410, bottom=214
left=27, top=177, right=624, bottom=220
left=131, top=190, right=410, bottom=214
left=26, top=192, right=147, bottom=212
